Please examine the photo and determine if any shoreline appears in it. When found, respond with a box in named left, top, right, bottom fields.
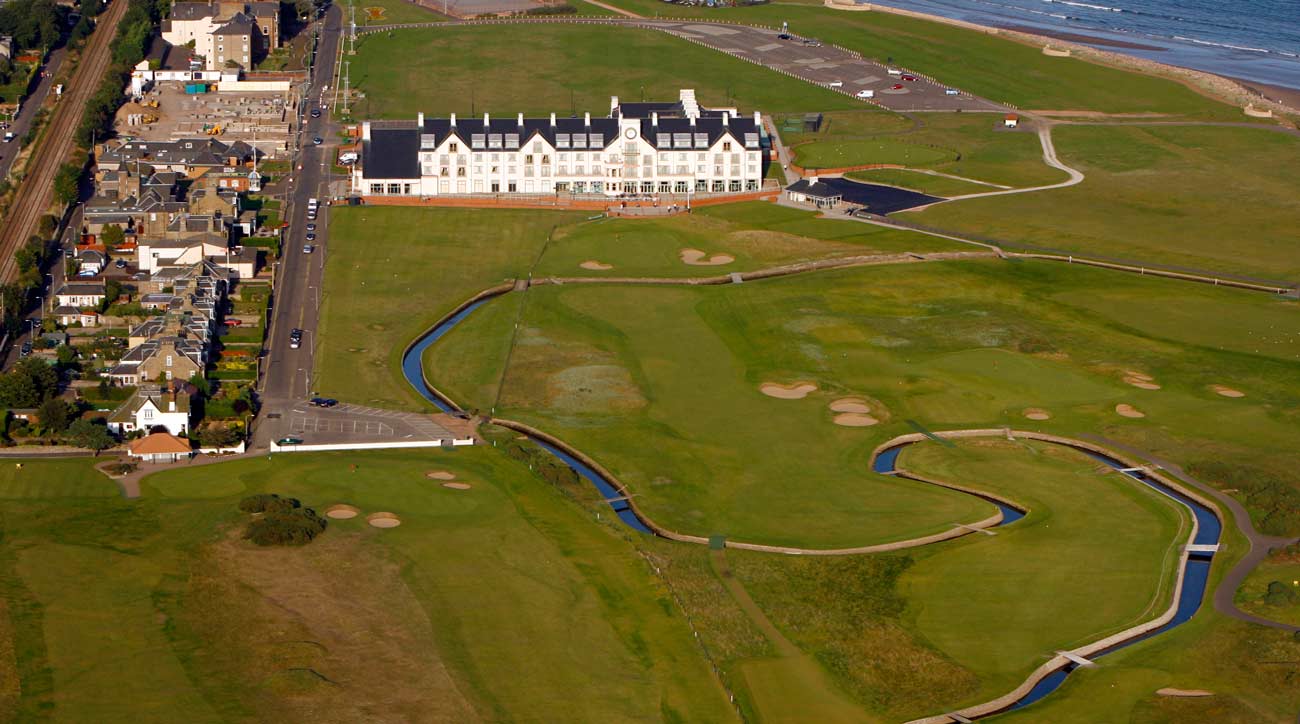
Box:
left=835, top=2, right=1299, bottom=117
left=994, top=23, right=1167, bottom=52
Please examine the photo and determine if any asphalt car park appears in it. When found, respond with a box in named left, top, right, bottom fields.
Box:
left=819, top=177, right=946, bottom=214
left=649, top=20, right=1006, bottom=113
left=281, top=401, right=468, bottom=446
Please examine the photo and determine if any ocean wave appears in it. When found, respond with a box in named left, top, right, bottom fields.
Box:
left=1046, top=0, right=1121, bottom=13
left=1173, top=36, right=1272, bottom=54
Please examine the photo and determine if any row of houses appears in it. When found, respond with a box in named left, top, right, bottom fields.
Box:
left=354, top=90, right=770, bottom=198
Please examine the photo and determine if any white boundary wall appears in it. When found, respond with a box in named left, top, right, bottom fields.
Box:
left=270, top=438, right=475, bottom=453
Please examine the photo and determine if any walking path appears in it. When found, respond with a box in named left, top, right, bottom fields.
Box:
left=929, top=123, right=1085, bottom=203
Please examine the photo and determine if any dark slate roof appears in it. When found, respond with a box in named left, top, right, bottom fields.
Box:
left=362, top=128, right=421, bottom=179
left=248, top=2, right=279, bottom=17
left=214, top=14, right=253, bottom=36
left=785, top=179, right=842, bottom=199
left=169, top=2, right=216, bottom=20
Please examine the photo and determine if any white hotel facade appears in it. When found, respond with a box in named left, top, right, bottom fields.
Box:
left=353, top=91, right=767, bottom=198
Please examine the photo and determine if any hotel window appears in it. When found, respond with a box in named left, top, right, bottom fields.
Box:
left=507, top=182, right=517, bottom=192
left=143, top=408, right=153, bottom=420
left=541, top=155, right=550, bottom=164
left=712, top=181, right=725, bottom=192
left=457, top=167, right=466, bottom=177
left=723, top=142, right=732, bottom=151
left=641, top=182, right=654, bottom=193
left=440, top=154, right=449, bottom=165
left=575, top=165, right=585, bottom=175
left=729, top=180, right=742, bottom=192
left=746, top=180, right=759, bottom=191
left=533, top=141, right=543, bottom=153
left=491, top=153, right=500, bottom=162
left=525, top=154, right=534, bottom=164
left=449, top=143, right=458, bottom=152
left=674, top=181, right=688, bottom=193
left=404, top=184, right=413, bottom=194
left=574, top=182, right=586, bottom=192
left=370, top=183, right=383, bottom=194
left=591, top=181, right=604, bottom=192
left=658, top=181, right=671, bottom=193
left=388, top=183, right=401, bottom=194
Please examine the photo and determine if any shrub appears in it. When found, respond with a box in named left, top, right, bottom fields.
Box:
left=244, top=507, right=327, bottom=546
left=1264, top=581, right=1297, bottom=607
left=238, top=492, right=300, bottom=514
left=105, top=462, right=136, bottom=476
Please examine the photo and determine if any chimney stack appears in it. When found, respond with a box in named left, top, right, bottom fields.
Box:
left=584, top=112, right=591, bottom=126
left=361, top=121, right=371, bottom=141
left=722, top=112, right=729, bottom=126
left=483, top=112, right=490, bottom=125
left=550, top=112, right=556, bottom=126
left=517, top=112, right=524, bottom=127
left=417, top=112, right=424, bottom=126
left=753, top=110, right=761, bottom=126
left=651, top=111, right=658, bottom=126
left=450, top=112, right=456, bottom=127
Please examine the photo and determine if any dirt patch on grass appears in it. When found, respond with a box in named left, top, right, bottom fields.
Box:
left=579, top=260, right=613, bottom=270
left=1157, top=688, right=1214, bottom=697
left=680, top=248, right=735, bottom=266
left=364, top=6, right=385, bottom=20
left=325, top=504, right=360, bottom=520
left=833, top=413, right=879, bottom=427
left=760, top=381, right=817, bottom=399
left=426, top=471, right=457, bottom=480
left=1211, top=385, right=1245, bottom=398
left=1116, top=403, right=1146, bottom=418
left=546, top=364, right=646, bottom=412
left=174, top=530, right=477, bottom=721
left=829, top=397, right=871, bottom=413
left=442, top=482, right=472, bottom=490
left=1023, top=408, right=1052, bottom=420
left=367, top=512, right=402, bottom=528
left=1123, top=371, right=1162, bottom=390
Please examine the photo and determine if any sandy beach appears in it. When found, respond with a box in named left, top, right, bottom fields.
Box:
left=995, top=24, right=1167, bottom=52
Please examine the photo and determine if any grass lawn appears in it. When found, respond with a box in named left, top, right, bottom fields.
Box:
left=1234, top=548, right=1300, bottom=627
left=316, top=207, right=586, bottom=410
left=569, top=0, right=1246, bottom=119
left=785, top=112, right=1065, bottom=188
left=909, top=124, right=1300, bottom=279
left=350, top=24, right=859, bottom=118
left=893, top=439, right=1186, bottom=712
left=0, top=449, right=734, bottom=721
left=426, top=258, right=1300, bottom=549
left=531, top=201, right=967, bottom=279
left=847, top=168, right=999, bottom=197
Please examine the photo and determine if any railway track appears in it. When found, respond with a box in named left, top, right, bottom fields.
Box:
left=0, top=0, right=129, bottom=286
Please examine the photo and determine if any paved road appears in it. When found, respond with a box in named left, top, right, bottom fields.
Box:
left=0, top=47, right=67, bottom=180
left=252, top=2, right=342, bottom=449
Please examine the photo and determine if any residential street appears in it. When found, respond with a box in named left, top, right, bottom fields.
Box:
left=0, top=47, right=68, bottom=181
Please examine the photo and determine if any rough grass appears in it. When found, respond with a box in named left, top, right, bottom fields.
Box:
left=910, top=124, right=1300, bottom=279
left=0, top=449, right=735, bottom=722
left=350, top=23, right=859, bottom=119
left=846, top=168, right=999, bottom=197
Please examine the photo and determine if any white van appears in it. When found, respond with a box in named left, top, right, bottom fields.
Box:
left=887, top=68, right=902, bottom=76
left=945, top=88, right=960, bottom=96
left=856, top=89, right=875, bottom=99
left=307, top=197, right=319, bottom=208
left=828, top=80, right=843, bottom=88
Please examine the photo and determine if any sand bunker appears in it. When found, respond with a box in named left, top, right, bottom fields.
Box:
left=425, top=470, right=457, bottom=480
left=367, top=512, right=401, bottom=528
left=1122, top=371, right=1161, bottom=390
left=325, top=504, right=360, bottom=520
left=442, top=482, right=472, bottom=490
left=829, top=397, right=872, bottom=414
left=580, top=260, right=613, bottom=270
left=1023, top=408, right=1052, bottom=420
left=1211, top=385, right=1245, bottom=398
left=760, top=381, right=818, bottom=399
left=1156, top=688, right=1214, bottom=697
left=833, top=413, right=879, bottom=427
left=1115, top=404, right=1146, bottom=418
left=680, top=248, right=735, bottom=266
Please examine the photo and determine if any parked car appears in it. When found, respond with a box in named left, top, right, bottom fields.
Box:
left=114, top=259, right=127, bottom=268
left=901, top=74, right=917, bottom=82
left=277, top=437, right=304, bottom=445
left=827, top=80, right=843, bottom=88
left=306, top=223, right=317, bottom=232
left=856, top=89, right=876, bottom=99
left=777, top=32, right=791, bottom=40
left=312, top=136, right=323, bottom=145
left=802, top=39, right=821, bottom=46
left=224, top=319, right=243, bottom=327
left=945, top=88, right=960, bottom=96
left=303, top=244, right=314, bottom=254
left=887, top=68, right=902, bottom=76
left=3, top=133, right=13, bottom=143
left=311, top=108, right=321, bottom=118
left=891, top=83, right=905, bottom=90
left=305, top=232, right=316, bottom=242
left=309, top=397, right=338, bottom=408
left=20, top=341, right=31, bottom=357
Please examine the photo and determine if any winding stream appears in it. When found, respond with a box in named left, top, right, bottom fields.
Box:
left=401, top=293, right=1221, bottom=721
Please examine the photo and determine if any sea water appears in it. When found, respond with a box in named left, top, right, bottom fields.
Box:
left=860, top=0, right=1300, bottom=90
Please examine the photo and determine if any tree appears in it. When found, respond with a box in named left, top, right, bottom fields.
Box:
left=37, top=397, right=71, bottom=433
left=53, top=163, right=81, bottom=206
left=101, top=224, right=124, bottom=248
left=199, top=425, right=241, bottom=449
left=55, top=344, right=76, bottom=367
left=67, top=418, right=114, bottom=450
left=38, top=214, right=58, bottom=238
left=0, top=358, right=59, bottom=408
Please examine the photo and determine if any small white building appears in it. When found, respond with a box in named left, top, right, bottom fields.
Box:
left=54, top=281, right=107, bottom=308
left=108, top=383, right=193, bottom=436
left=127, top=431, right=193, bottom=463
left=354, top=90, right=767, bottom=199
